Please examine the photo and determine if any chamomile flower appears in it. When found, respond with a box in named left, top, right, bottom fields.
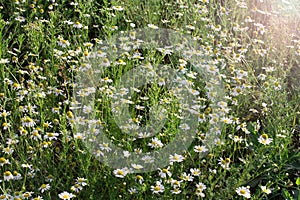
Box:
left=3, top=171, right=14, bottom=181
left=236, top=186, right=251, bottom=199
left=39, top=184, right=50, bottom=193
left=260, top=185, right=271, bottom=194
left=190, top=168, right=201, bottom=176
left=148, top=137, right=164, bottom=149
left=169, top=153, right=185, bottom=164
left=58, top=191, right=75, bottom=199
left=158, top=167, right=172, bottom=178
left=0, top=157, right=10, bottom=166
left=218, top=157, right=231, bottom=170
left=194, top=145, right=209, bottom=153
left=73, top=21, right=82, bottom=29
left=70, top=184, right=83, bottom=193
left=196, top=182, right=207, bottom=192
left=151, top=181, right=165, bottom=194
left=148, top=24, right=159, bottom=29
left=171, top=187, right=181, bottom=194
left=75, top=177, right=87, bottom=186
left=113, top=168, right=128, bottom=178
left=258, top=134, right=273, bottom=145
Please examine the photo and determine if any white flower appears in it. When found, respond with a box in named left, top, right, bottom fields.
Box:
left=196, top=182, right=207, bottom=192
left=236, top=186, right=251, bottom=199
left=73, top=21, right=83, bottom=28
left=148, top=24, right=159, bottom=29
left=131, top=164, right=143, bottom=170
left=142, top=155, right=154, bottom=163
left=39, top=184, right=50, bottom=193
left=258, top=134, right=273, bottom=145
left=0, top=58, right=9, bottom=64
left=151, top=181, right=165, bottom=194
left=112, top=6, right=124, bottom=11
left=148, top=137, right=164, bottom=149
left=113, top=168, right=128, bottom=178
left=76, top=177, right=87, bottom=186
left=3, top=171, right=14, bottom=181
left=194, top=145, right=209, bottom=153
left=58, top=191, right=75, bottom=199
left=260, top=185, right=271, bottom=194
left=169, top=153, right=185, bottom=164
left=158, top=167, right=172, bottom=178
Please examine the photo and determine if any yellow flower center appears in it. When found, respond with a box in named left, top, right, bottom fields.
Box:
left=240, top=189, right=246, bottom=195
left=262, top=134, right=268, bottom=139
left=154, top=185, right=160, bottom=191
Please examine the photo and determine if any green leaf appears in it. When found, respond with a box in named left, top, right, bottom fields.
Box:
left=296, top=177, right=300, bottom=186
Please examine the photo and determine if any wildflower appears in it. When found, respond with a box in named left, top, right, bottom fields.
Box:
left=142, top=155, right=154, bottom=163
left=99, top=143, right=112, bottom=152
left=21, top=163, right=32, bottom=169
left=39, top=184, right=50, bottom=193
left=58, top=191, right=75, bottom=199
left=136, top=175, right=144, bottom=184
left=196, top=182, right=207, bottom=192
left=169, top=153, right=185, bottom=164
left=73, top=21, right=82, bottom=29
left=236, top=186, right=251, bottom=199
left=73, top=132, right=84, bottom=140
left=258, top=134, right=273, bottom=145
left=218, top=157, right=231, bottom=170
left=221, top=117, right=233, bottom=124
left=70, top=184, right=83, bottom=193
left=3, top=171, right=14, bottom=181
left=128, top=188, right=138, bottom=194
left=3, top=146, right=14, bottom=154
left=112, top=6, right=124, bottom=11
left=148, top=24, right=159, bottom=29
left=180, top=172, right=194, bottom=181
left=148, top=137, right=164, bottom=149
left=0, top=58, right=9, bottom=64
left=76, top=177, right=87, bottom=186
left=260, top=185, right=271, bottom=194
left=190, top=168, right=200, bottom=176
left=23, top=191, right=34, bottom=198
left=113, top=168, right=128, bottom=178
left=21, top=116, right=35, bottom=127
left=171, top=187, right=181, bottom=194
left=158, top=167, right=172, bottom=178
left=131, top=164, right=143, bottom=170
left=110, top=25, right=118, bottom=31
left=151, top=181, right=165, bottom=194
left=231, top=86, right=243, bottom=96
left=33, top=196, right=43, bottom=200
left=194, top=145, right=209, bottom=153
left=0, top=157, right=10, bottom=166
left=0, top=110, right=10, bottom=118
left=170, top=179, right=183, bottom=188
left=44, top=132, right=59, bottom=140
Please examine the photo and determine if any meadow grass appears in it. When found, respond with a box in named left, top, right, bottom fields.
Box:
left=0, top=0, right=299, bottom=199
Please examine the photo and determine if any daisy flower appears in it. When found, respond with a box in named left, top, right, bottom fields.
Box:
left=3, top=171, right=14, bottom=181
left=148, top=137, right=164, bottom=149
left=169, top=153, right=185, bottom=164
left=75, top=177, right=87, bottom=186
left=194, top=145, right=209, bottom=153
left=258, top=134, right=273, bottom=145
left=113, top=168, right=128, bottom=178
left=148, top=24, right=159, bottom=29
left=236, top=186, right=251, bottom=199
left=39, top=184, right=50, bottom=193
left=58, top=191, right=75, bottom=199
left=260, top=185, right=271, bottom=194
left=151, top=181, right=165, bottom=194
